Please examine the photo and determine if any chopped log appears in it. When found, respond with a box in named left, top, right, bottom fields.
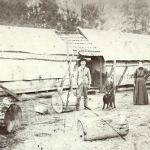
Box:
left=51, top=92, right=76, bottom=113
left=78, top=114, right=129, bottom=141
left=34, top=105, right=48, bottom=114
left=34, top=98, right=58, bottom=115
left=0, top=104, right=22, bottom=133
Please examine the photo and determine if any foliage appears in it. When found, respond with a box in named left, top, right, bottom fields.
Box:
left=81, top=3, right=99, bottom=29
left=1, top=0, right=150, bottom=34
left=0, top=0, right=80, bottom=31
left=121, top=0, right=150, bottom=34
left=0, top=1, right=27, bottom=26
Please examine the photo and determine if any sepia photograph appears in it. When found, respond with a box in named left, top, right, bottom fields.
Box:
left=0, top=0, right=150, bottom=150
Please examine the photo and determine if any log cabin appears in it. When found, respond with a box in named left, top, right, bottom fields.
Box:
left=76, top=28, right=150, bottom=91
left=0, top=25, right=78, bottom=96
left=0, top=25, right=150, bottom=96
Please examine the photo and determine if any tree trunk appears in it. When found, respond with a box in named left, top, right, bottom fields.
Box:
left=78, top=114, right=129, bottom=141
left=0, top=103, right=22, bottom=133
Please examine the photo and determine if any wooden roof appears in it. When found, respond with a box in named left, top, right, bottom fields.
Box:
left=0, top=25, right=68, bottom=55
left=80, top=28, right=150, bottom=61
left=59, top=33, right=102, bottom=56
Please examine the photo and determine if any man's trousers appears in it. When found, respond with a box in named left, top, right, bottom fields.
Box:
left=76, top=82, right=88, bottom=109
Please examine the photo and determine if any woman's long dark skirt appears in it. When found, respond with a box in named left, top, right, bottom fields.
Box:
left=133, top=77, right=149, bottom=105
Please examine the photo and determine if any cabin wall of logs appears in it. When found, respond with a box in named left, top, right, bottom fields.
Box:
left=0, top=53, right=77, bottom=96
left=105, top=62, right=150, bottom=86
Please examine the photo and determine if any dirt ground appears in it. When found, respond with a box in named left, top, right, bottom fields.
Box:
left=1, top=90, right=150, bottom=150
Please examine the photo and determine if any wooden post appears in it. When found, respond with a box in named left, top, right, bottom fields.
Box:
left=113, top=59, right=116, bottom=95
left=102, top=65, right=114, bottom=91
left=0, top=84, right=22, bottom=101
left=66, top=38, right=73, bottom=92
left=116, top=66, right=128, bottom=91
left=60, top=53, right=75, bottom=88
left=100, top=57, right=103, bottom=92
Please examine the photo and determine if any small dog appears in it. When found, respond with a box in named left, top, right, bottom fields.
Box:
left=103, top=92, right=116, bottom=109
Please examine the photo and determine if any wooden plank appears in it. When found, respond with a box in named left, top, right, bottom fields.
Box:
left=116, top=66, right=128, bottom=91
left=0, top=84, right=22, bottom=101
left=0, top=59, right=76, bottom=81
left=67, top=43, right=94, bottom=47
left=100, top=57, right=103, bottom=92
left=60, top=52, right=75, bottom=88
left=0, top=78, right=73, bottom=96
left=60, top=34, right=85, bottom=38
left=113, top=59, right=116, bottom=95
left=0, top=52, right=71, bottom=61
left=68, top=41, right=93, bottom=44
left=66, top=38, right=73, bottom=92
left=105, top=63, right=150, bottom=67
left=67, top=39, right=88, bottom=42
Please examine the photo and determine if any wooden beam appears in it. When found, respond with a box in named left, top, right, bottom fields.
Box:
left=0, top=84, right=22, bottom=101
left=113, top=59, right=116, bottom=96
left=105, top=63, right=150, bottom=67
left=102, top=65, right=114, bottom=91
left=60, top=52, right=75, bottom=87
left=116, top=66, right=128, bottom=92
left=100, top=57, right=103, bottom=92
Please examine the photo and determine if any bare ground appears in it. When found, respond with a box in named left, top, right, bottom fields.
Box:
left=1, top=91, right=150, bottom=150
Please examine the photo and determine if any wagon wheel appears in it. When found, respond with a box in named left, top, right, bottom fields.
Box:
left=51, top=94, right=63, bottom=113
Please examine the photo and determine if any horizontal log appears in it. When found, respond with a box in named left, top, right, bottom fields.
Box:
left=0, top=79, right=73, bottom=96
left=105, top=63, right=150, bottom=67
left=0, top=52, right=77, bottom=61
left=78, top=114, right=129, bottom=141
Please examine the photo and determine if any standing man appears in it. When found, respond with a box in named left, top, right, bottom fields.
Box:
left=76, top=58, right=91, bottom=110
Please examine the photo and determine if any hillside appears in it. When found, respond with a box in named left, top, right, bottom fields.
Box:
left=0, top=0, right=150, bottom=34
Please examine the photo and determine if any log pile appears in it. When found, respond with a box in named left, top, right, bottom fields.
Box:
left=78, top=114, right=129, bottom=141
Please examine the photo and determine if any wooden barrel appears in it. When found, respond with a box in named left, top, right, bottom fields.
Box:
left=78, top=114, right=129, bottom=141
left=51, top=92, right=77, bottom=113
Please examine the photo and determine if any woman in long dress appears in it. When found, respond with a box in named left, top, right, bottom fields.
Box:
left=133, top=62, right=149, bottom=105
